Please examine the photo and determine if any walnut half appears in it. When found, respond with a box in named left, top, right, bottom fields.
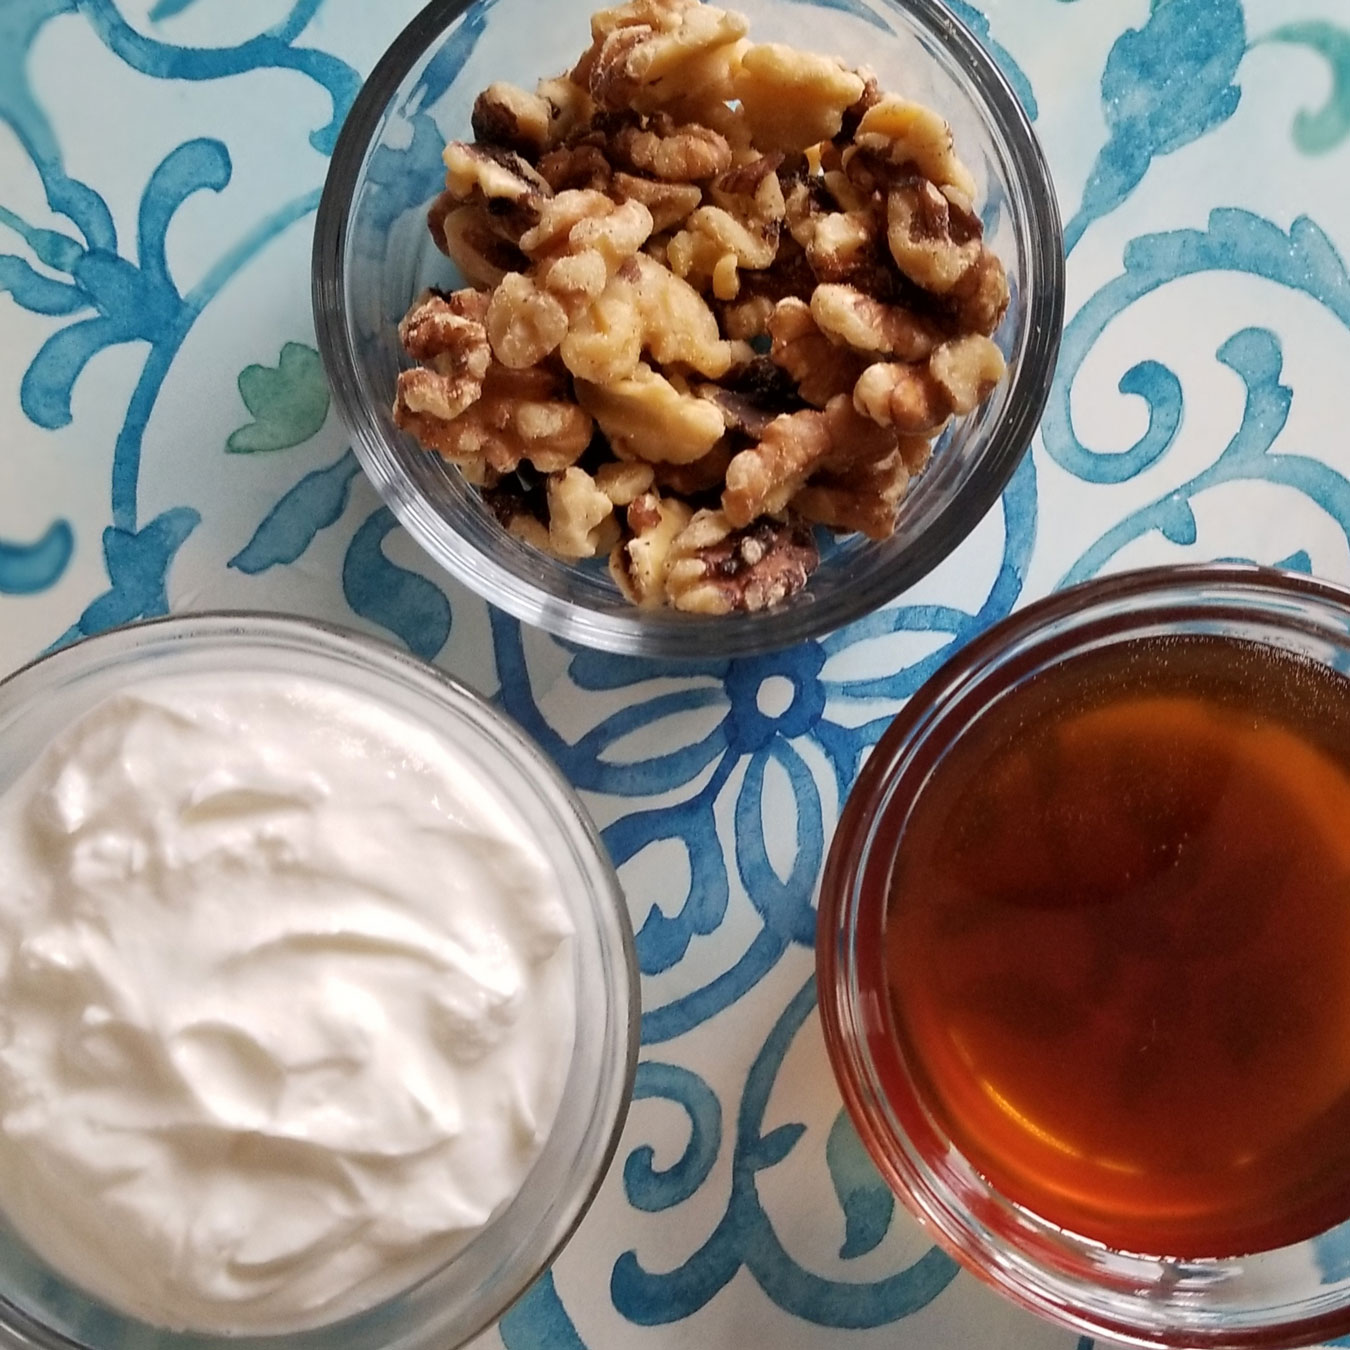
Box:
left=665, top=510, right=819, bottom=613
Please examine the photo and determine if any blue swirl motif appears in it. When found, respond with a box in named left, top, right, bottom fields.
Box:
left=0, top=0, right=359, bottom=647
left=501, top=985, right=957, bottom=1342
left=1046, top=210, right=1350, bottom=576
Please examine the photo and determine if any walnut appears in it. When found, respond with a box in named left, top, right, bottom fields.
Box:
left=852, top=361, right=945, bottom=435
left=538, top=143, right=614, bottom=192
left=652, top=438, right=733, bottom=496
left=719, top=293, right=775, bottom=339
left=837, top=68, right=881, bottom=133
left=561, top=253, right=734, bottom=383
left=611, top=172, right=703, bottom=232
left=547, top=466, right=619, bottom=558
left=442, top=142, right=552, bottom=239
left=395, top=363, right=593, bottom=475
left=610, top=118, right=732, bottom=180
left=483, top=478, right=551, bottom=549
left=525, top=194, right=655, bottom=307
left=721, top=393, right=893, bottom=526
left=666, top=205, right=778, bottom=297
left=581, top=2, right=749, bottom=113
left=809, top=283, right=940, bottom=360
left=929, top=334, right=1006, bottom=414
left=472, top=83, right=556, bottom=158
left=694, top=385, right=776, bottom=440
left=628, top=253, right=734, bottom=373
left=520, top=189, right=615, bottom=257
left=537, top=75, right=596, bottom=144
left=431, top=197, right=527, bottom=287
left=485, top=272, right=569, bottom=368
left=732, top=44, right=865, bottom=152
left=885, top=179, right=981, bottom=295
left=596, top=459, right=656, bottom=505
left=395, top=289, right=493, bottom=420
left=722, top=408, right=829, bottom=526
left=707, top=153, right=786, bottom=222
left=804, top=211, right=880, bottom=284
left=767, top=297, right=870, bottom=409
left=665, top=510, right=818, bottom=613
left=576, top=362, right=725, bottom=463
left=947, top=248, right=1011, bottom=336
left=792, top=449, right=910, bottom=539
left=821, top=169, right=867, bottom=214
left=854, top=97, right=976, bottom=199
left=609, top=491, right=693, bottom=604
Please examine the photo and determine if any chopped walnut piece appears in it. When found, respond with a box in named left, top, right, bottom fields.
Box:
left=628, top=253, right=734, bottom=373
left=855, top=97, right=976, bottom=199
left=611, top=172, right=703, bottom=232
left=561, top=253, right=734, bottom=383
left=853, top=360, right=949, bottom=435
left=596, top=459, right=656, bottom=505
left=526, top=194, right=655, bottom=307
left=442, top=143, right=552, bottom=239
left=722, top=407, right=830, bottom=525
left=484, top=476, right=551, bottom=549
left=652, top=438, right=733, bottom=495
left=722, top=392, right=892, bottom=526
left=667, top=204, right=778, bottom=296
left=485, top=272, right=569, bottom=368
left=576, top=362, right=725, bottom=463
left=804, top=210, right=878, bottom=282
left=431, top=198, right=528, bottom=287
left=538, top=143, right=614, bottom=192
left=767, top=297, right=870, bottom=409
left=929, top=334, right=1006, bottom=414
left=537, top=75, right=595, bottom=142
left=719, top=293, right=775, bottom=339
left=793, top=448, right=910, bottom=539
left=610, top=118, right=732, bottom=180
left=547, top=466, right=618, bottom=557
left=666, top=510, right=818, bottom=613
left=395, top=363, right=593, bottom=475
left=732, top=44, right=865, bottom=151
left=610, top=491, right=693, bottom=604
left=947, top=248, right=1011, bottom=336
left=472, top=83, right=556, bottom=158
left=581, top=1, right=749, bottom=113
left=885, top=179, right=981, bottom=295
left=395, top=289, right=493, bottom=420
left=810, top=283, right=940, bottom=360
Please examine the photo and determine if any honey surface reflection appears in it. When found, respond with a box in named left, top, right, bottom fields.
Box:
left=885, top=636, right=1350, bottom=1257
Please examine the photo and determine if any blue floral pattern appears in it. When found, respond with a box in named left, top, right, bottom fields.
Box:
left=4, top=1, right=1350, bottom=1347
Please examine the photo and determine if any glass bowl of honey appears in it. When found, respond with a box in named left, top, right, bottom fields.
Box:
left=818, top=564, right=1350, bottom=1348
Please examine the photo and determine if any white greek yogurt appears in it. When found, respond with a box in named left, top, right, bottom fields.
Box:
left=0, top=672, right=577, bottom=1334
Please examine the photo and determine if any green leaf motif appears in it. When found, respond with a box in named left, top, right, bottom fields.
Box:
left=226, top=342, right=330, bottom=454
left=1263, top=21, right=1350, bottom=154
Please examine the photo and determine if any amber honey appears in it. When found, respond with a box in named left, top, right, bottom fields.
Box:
left=884, top=634, right=1350, bottom=1258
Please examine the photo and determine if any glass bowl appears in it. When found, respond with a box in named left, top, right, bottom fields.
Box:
left=312, top=0, right=1064, bottom=658
left=0, top=614, right=638, bottom=1350
left=818, top=564, right=1350, bottom=1349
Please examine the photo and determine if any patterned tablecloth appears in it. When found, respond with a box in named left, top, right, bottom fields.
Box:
left=4, top=0, right=1350, bottom=1346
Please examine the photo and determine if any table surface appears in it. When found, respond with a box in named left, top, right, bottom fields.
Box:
left=5, top=0, right=1350, bottom=1346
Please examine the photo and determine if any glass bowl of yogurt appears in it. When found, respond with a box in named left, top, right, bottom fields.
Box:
left=0, top=613, right=638, bottom=1350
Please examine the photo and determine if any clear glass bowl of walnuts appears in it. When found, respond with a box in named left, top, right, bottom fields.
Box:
left=313, top=0, right=1064, bottom=657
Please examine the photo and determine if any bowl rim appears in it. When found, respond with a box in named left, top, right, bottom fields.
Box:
left=311, top=0, right=1066, bottom=658
left=0, top=611, right=640, bottom=1350
left=817, top=562, right=1350, bottom=1350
